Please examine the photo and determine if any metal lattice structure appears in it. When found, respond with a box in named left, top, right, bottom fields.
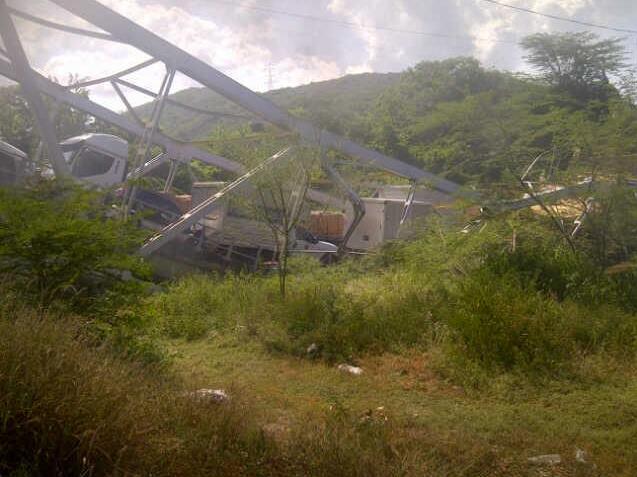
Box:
left=0, top=0, right=468, bottom=255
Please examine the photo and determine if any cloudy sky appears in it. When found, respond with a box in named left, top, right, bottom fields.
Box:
left=3, top=0, right=637, bottom=111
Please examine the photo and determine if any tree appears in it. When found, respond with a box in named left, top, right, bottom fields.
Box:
left=252, top=149, right=315, bottom=298
left=520, top=32, right=626, bottom=101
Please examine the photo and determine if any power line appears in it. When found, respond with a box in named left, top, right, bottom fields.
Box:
left=480, top=0, right=637, bottom=35
left=208, top=0, right=517, bottom=45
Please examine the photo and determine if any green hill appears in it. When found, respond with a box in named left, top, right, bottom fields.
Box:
left=136, top=72, right=401, bottom=141
left=138, top=56, right=637, bottom=195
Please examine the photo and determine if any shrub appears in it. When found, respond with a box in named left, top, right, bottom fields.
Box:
left=146, top=273, right=276, bottom=340
left=0, top=180, right=150, bottom=314
left=443, top=270, right=570, bottom=372
left=267, top=273, right=436, bottom=361
left=443, top=268, right=637, bottom=375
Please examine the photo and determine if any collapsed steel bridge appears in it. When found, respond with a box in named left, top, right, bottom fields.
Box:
left=0, top=0, right=472, bottom=257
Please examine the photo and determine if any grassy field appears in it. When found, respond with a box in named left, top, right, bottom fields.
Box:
left=135, top=206, right=637, bottom=476
left=169, top=332, right=637, bottom=476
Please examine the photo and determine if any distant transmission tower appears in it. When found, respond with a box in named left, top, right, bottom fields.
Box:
left=267, top=62, right=274, bottom=91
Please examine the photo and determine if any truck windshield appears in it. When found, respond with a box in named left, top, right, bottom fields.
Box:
left=71, top=149, right=115, bottom=178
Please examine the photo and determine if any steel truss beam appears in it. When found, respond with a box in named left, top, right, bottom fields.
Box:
left=71, top=59, right=158, bottom=89
left=113, top=78, right=251, bottom=120
left=0, top=57, right=345, bottom=211
left=140, top=147, right=293, bottom=256
left=0, top=57, right=243, bottom=174
left=0, top=0, right=472, bottom=256
left=0, top=1, right=69, bottom=177
left=49, top=0, right=464, bottom=196
left=69, top=58, right=252, bottom=120
left=123, top=65, right=175, bottom=215
left=111, top=80, right=144, bottom=127
left=7, top=6, right=119, bottom=43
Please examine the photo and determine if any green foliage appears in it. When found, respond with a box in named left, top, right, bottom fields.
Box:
left=148, top=274, right=266, bottom=340
left=442, top=269, right=637, bottom=375
left=0, top=82, right=104, bottom=156
left=0, top=180, right=150, bottom=314
left=265, top=275, right=436, bottom=361
left=0, top=86, right=34, bottom=155
left=136, top=72, right=400, bottom=142
left=131, top=54, right=637, bottom=192
left=579, top=185, right=637, bottom=267
left=520, top=32, right=626, bottom=101
left=148, top=202, right=637, bottom=381
left=444, top=270, right=570, bottom=372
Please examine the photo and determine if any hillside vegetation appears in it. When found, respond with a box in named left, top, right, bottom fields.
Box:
left=139, top=59, right=637, bottom=195
left=137, top=72, right=400, bottom=141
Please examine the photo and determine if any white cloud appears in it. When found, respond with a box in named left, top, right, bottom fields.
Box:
left=2, top=0, right=635, bottom=111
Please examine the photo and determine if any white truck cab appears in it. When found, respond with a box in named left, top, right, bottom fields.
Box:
left=59, top=134, right=128, bottom=188
left=0, top=140, right=29, bottom=187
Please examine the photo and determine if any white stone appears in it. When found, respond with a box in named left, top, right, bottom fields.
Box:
left=527, top=454, right=561, bottom=465
left=337, top=364, right=363, bottom=375
left=306, top=343, right=319, bottom=355
left=575, top=448, right=587, bottom=464
left=190, top=388, right=229, bottom=403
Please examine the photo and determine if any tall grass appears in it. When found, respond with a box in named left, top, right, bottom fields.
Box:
left=146, top=211, right=637, bottom=379
left=442, top=269, right=637, bottom=375
left=0, top=310, right=284, bottom=476
left=1, top=309, right=486, bottom=477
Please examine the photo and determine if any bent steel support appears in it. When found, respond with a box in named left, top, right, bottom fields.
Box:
left=0, top=57, right=243, bottom=174
left=0, top=57, right=347, bottom=212
left=49, top=0, right=464, bottom=196
left=0, top=1, right=69, bottom=177
left=140, top=148, right=293, bottom=256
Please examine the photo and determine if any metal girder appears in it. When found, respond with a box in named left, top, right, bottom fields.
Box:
left=114, top=78, right=251, bottom=120
left=49, top=0, right=465, bottom=196
left=128, top=152, right=169, bottom=181
left=488, top=181, right=596, bottom=214
left=0, top=57, right=243, bottom=174
left=321, top=156, right=365, bottom=254
left=72, top=59, right=159, bottom=89
left=140, top=148, right=293, bottom=256
left=111, top=80, right=144, bottom=127
left=0, top=1, right=69, bottom=177
left=123, top=66, right=175, bottom=215
left=135, top=66, right=175, bottom=167
left=0, top=56, right=346, bottom=211
left=400, top=181, right=417, bottom=225
left=7, top=6, right=118, bottom=43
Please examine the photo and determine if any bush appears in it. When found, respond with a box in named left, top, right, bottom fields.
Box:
left=265, top=272, right=437, bottom=361
left=0, top=180, right=150, bottom=314
left=443, top=268, right=637, bottom=374
left=147, top=273, right=275, bottom=340
left=444, top=270, right=572, bottom=372
left=147, top=209, right=637, bottom=378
